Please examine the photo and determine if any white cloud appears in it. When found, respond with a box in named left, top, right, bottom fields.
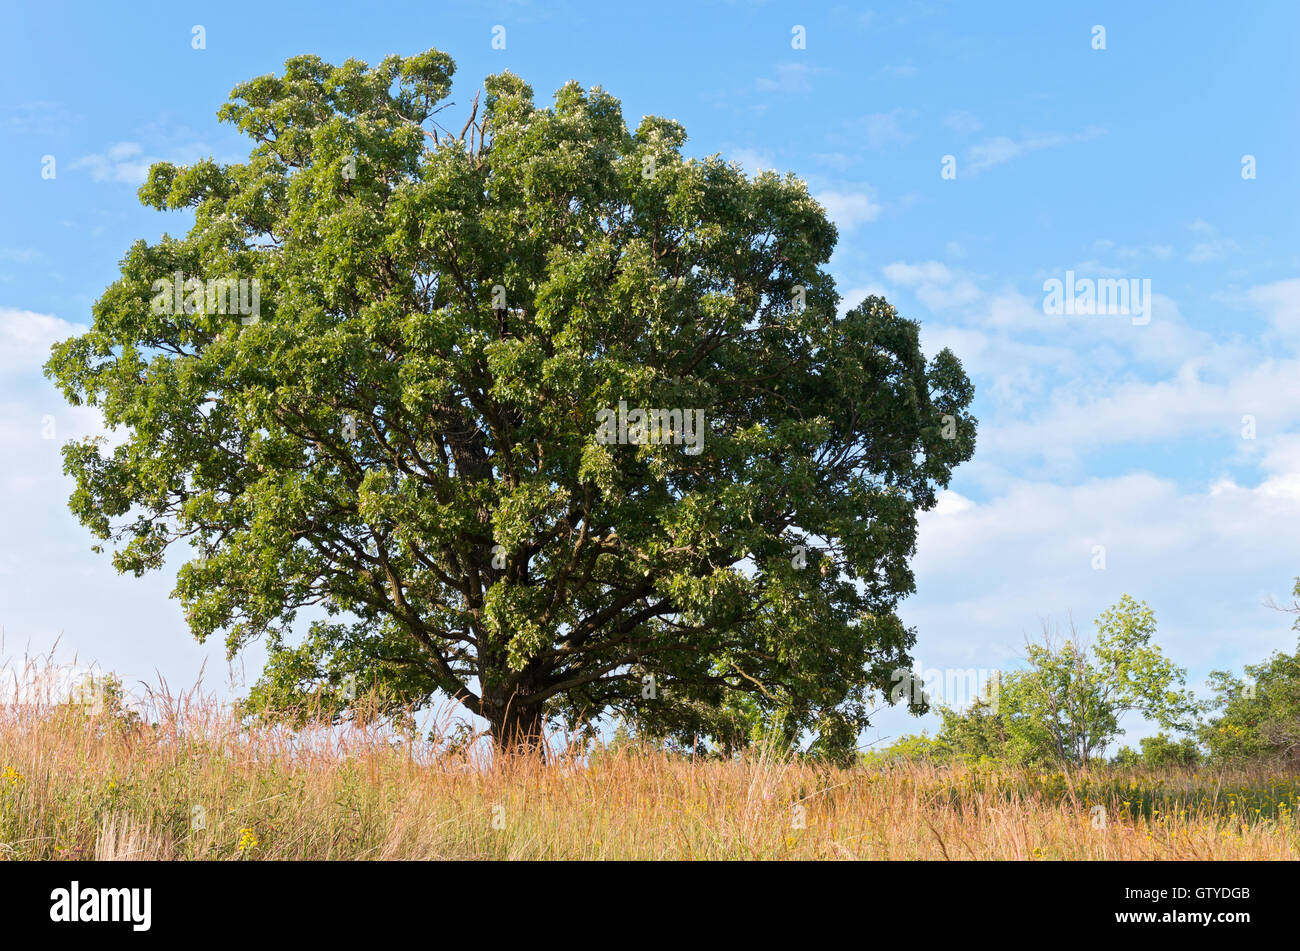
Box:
left=881, top=259, right=980, bottom=311
left=1189, top=239, right=1236, bottom=263
left=755, top=63, right=824, bottom=95
left=837, top=283, right=891, bottom=316
left=909, top=464, right=1300, bottom=676
left=847, top=108, right=916, bottom=149
left=0, top=307, right=84, bottom=376
left=875, top=259, right=1300, bottom=472
left=70, top=142, right=155, bottom=184
left=965, top=126, right=1105, bottom=174
left=983, top=356, right=1300, bottom=458
left=729, top=148, right=775, bottom=175
left=1183, top=219, right=1237, bottom=263
left=1248, top=279, right=1300, bottom=335
left=70, top=138, right=217, bottom=185
left=942, top=110, right=982, bottom=135
left=815, top=189, right=882, bottom=230
left=883, top=260, right=953, bottom=285
left=0, top=306, right=118, bottom=500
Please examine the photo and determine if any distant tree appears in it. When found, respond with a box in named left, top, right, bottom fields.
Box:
left=936, top=596, right=1200, bottom=767
left=1113, top=732, right=1201, bottom=767
left=937, top=693, right=1008, bottom=762
left=861, top=732, right=951, bottom=766
left=44, top=48, right=976, bottom=750
left=1201, top=596, right=1300, bottom=764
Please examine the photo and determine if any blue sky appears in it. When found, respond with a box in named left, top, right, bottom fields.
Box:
left=2, top=1, right=1299, bottom=747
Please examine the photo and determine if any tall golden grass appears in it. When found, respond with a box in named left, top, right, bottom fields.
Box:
left=1, top=652, right=1297, bottom=860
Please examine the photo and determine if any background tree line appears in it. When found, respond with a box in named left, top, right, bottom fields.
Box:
left=871, top=578, right=1300, bottom=770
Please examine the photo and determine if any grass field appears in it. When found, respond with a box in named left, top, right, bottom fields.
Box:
left=2, top=660, right=1297, bottom=861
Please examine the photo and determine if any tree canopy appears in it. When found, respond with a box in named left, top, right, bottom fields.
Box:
left=45, top=48, right=976, bottom=751
left=932, top=596, right=1200, bottom=767
left=1201, top=579, right=1300, bottom=765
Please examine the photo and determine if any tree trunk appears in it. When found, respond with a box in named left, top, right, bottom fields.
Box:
left=488, top=697, right=547, bottom=757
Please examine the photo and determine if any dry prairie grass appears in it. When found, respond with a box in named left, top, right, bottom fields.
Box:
left=1, top=653, right=1297, bottom=860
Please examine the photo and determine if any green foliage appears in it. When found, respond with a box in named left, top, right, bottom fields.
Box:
left=44, top=48, right=975, bottom=748
left=74, top=674, right=145, bottom=738
left=237, top=620, right=428, bottom=731
left=937, top=694, right=1008, bottom=761
left=861, top=731, right=951, bottom=765
left=934, top=595, right=1200, bottom=767
left=805, top=710, right=860, bottom=767
left=1113, top=733, right=1201, bottom=767
left=1201, top=584, right=1300, bottom=765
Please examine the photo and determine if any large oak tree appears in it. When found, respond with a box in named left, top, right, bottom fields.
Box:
left=45, top=49, right=976, bottom=752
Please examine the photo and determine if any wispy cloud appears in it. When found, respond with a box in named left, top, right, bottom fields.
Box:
left=966, top=126, right=1106, bottom=174
left=70, top=142, right=156, bottom=184
left=943, top=110, right=982, bottom=135
left=846, top=108, right=917, bottom=149
left=1188, top=240, right=1236, bottom=263
left=755, top=63, right=825, bottom=95
left=883, top=259, right=981, bottom=310
left=1185, top=219, right=1237, bottom=263
left=880, top=63, right=918, bottom=79
left=2, top=100, right=85, bottom=137
left=70, top=138, right=218, bottom=185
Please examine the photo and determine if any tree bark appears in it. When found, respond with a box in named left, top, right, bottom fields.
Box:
left=488, top=696, right=547, bottom=757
